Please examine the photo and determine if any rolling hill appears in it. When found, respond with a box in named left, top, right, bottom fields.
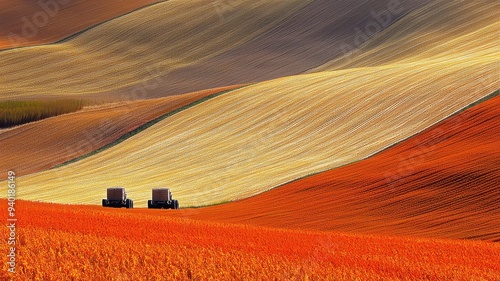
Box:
left=7, top=54, right=497, bottom=206
left=1, top=0, right=497, bottom=208
left=1, top=1, right=498, bottom=279
left=151, top=0, right=431, bottom=98
left=168, top=93, right=500, bottom=241
left=0, top=0, right=164, bottom=50
left=0, top=85, right=240, bottom=179
left=0, top=0, right=309, bottom=101
left=312, top=0, right=500, bottom=71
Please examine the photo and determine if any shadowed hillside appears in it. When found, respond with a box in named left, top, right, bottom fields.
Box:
left=313, top=0, right=499, bottom=71
left=8, top=55, right=497, bottom=206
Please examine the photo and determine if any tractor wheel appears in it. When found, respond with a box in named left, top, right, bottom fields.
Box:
left=148, top=200, right=153, bottom=209
left=102, top=199, right=108, bottom=207
left=173, top=200, right=179, bottom=210
left=126, top=198, right=133, bottom=209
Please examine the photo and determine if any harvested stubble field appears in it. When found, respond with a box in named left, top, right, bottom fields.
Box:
left=10, top=55, right=498, bottom=207
left=5, top=0, right=498, bottom=207
left=0, top=0, right=308, bottom=101
left=0, top=0, right=498, bottom=280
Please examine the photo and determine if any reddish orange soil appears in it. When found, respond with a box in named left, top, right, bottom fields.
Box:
left=0, top=0, right=162, bottom=50
left=171, top=95, right=500, bottom=241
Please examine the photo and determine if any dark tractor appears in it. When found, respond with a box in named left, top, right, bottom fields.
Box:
left=102, top=187, right=134, bottom=208
left=148, top=188, right=179, bottom=209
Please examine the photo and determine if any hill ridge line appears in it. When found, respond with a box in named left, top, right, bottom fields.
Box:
left=0, top=0, right=170, bottom=54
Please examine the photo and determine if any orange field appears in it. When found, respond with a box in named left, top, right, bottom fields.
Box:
left=1, top=200, right=499, bottom=281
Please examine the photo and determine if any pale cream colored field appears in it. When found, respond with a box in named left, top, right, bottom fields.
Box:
left=0, top=0, right=307, bottom=100
left=0, top=85, right=240, bottom=179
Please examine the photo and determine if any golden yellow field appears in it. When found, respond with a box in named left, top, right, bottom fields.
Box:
left=4, top=0, right=499, bottom=206
left=312, top=0, right=500, bottom=71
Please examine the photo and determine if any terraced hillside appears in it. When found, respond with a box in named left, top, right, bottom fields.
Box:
left=170, top=93, right=500, bottom=241
left=0, top=0, right=163, bottom=50
left=0, top=0, right=309, bottom=101
left=0, top=85, right=240, bottom=179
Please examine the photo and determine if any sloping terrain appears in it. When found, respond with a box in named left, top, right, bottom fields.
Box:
left=168, top=94, right=500, bottom=241
left=0, top=85, right=239, bottom=179
left=7, top=53, right=498, bottom=206
left=1, top=199, right=499, bottom=280
left=0, top=0, right=309, bottom=101
left=1, top=0, right=497, bottom=208
left=0, top=0, right=163, bottom=50
left=149, top=0, right=430, bottom=98
left=312, top=0, right=499, bottom=71
left=1, top=1, right=498, bottom=279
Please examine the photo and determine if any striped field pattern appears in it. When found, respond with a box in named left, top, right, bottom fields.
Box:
left=164, top=94, right=500, bottom=241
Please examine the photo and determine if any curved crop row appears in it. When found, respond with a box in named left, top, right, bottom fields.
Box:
left=313, top=0, right=499, bottom=71
left=0, top=0, right=308, bottom=101
left=0, top=0, right=164, bottom=50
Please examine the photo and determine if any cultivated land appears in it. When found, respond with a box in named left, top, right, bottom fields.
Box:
left=1, top=200, right=499, bottom=281
left=313, top=0, right=500, bottom=71
left=167, top=94, right=500, bottom=241
left=0, top=0, right=164, bottom=50
left=158, top=0, right=430, bottom=97
left=1, top=0, right=498, bottom=279
left=0, top=85, right=240, bottom=179
left=0, top=0, right=308, bottom=101
left=7, top=53, right=498, bottom=206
